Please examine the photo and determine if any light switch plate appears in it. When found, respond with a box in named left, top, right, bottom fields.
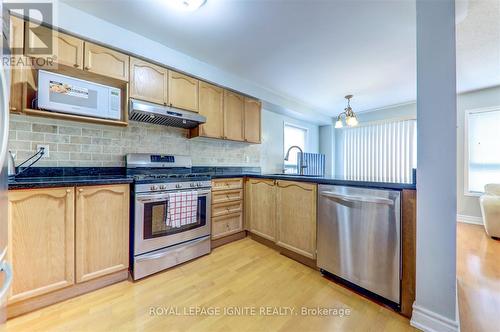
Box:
left=36, top=144, right=49, bottom=158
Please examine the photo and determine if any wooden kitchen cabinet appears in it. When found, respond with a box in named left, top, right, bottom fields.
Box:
left=7, top=187, right=75, bottom=303
left=9, top=15, right=25, bottom=112
left=168, top=70, right=199, bottom=112
left=223, top=90, right=245, bottom=141
left=195, top=81, right=224, bottom=139
left=275, top=180, right=317, bottom=259
left=83, top=42, right=129, bottom=81
left=129, top=57, right=168, bottom=105
left=246, top=178, right=276, bottom=241
left=244, top=98, right=262, bottom=143
left=75, top=184, right=129, bottom=283
left=211, top=179, right=245, bottom=243
left=212, top=213, right=243, bottom=240
left=25, top=24, right=84, bottom=69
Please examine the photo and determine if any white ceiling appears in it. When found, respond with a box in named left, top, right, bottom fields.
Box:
left=62, top=0, right=499, bottom=117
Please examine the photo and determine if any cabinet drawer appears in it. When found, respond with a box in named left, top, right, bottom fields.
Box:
left=212, top=201, right=242, bottom=217
left=212, top=213, right=243, bottom=239
left=212, top=178, right=243, bottom=191
left=212, top=189, right=243, bottom=204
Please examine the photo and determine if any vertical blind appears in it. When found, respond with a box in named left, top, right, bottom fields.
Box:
left=340, top=119, right=417, bottom=183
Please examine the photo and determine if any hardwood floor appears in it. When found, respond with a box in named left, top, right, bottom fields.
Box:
left=457, top=222, right=500, bottom=332
left=5, top=238, right=415, bottom=332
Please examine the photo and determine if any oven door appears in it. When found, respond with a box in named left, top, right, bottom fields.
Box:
left=134, top=188, right=211, bottom=255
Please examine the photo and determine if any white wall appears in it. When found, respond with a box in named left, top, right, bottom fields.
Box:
left=261, top=110, right=319, bottom=173
left=319, top=125, right=335, bottom=177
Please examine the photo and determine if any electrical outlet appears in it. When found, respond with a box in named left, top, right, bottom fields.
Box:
left=36, top=144, right=49, bottom=158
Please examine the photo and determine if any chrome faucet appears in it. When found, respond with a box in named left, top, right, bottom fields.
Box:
left=284, top=145, right=307, bottom=175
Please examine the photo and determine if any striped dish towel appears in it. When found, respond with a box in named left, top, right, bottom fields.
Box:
left=166, top=191, right=198, bottom=228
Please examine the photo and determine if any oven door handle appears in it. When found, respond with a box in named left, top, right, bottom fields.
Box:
left=136, top=237, right=208, bottom=262
left=136, top=195, right=170, bottom=203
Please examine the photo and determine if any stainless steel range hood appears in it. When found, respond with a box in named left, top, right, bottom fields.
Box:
left=129, top=99, right=206, bottom=129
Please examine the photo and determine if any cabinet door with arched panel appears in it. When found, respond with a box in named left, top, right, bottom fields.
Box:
left=75, top=184, right=129, bottom=283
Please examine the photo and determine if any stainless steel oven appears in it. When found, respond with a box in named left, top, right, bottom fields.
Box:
left=127, top=153, right=212, bottom=280
left=134, top=187, right=211, bottom=255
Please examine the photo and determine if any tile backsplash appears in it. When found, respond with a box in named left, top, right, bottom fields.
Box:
left=8, top=114, right=261, bottom=167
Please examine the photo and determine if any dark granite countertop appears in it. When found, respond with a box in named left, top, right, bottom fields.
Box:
left=212, top=173, right=416, bottom=190
left=8, top=166, right=416, bottom=191
left=8, top=175, right=134, bottom=189
left=8, top=167, right=133, bottom=190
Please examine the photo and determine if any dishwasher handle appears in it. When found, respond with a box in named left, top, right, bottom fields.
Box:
left=320, top=191, right=394, bottom=206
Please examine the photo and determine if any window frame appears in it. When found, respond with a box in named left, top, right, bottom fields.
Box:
left=464, top=106, right=500, bottom=196
left=283, top=122, right=309, bottom=171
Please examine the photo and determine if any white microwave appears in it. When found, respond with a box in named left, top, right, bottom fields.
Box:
left=37, top=70, right=121, bottom=120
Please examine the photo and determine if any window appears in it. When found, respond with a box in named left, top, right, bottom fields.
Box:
left=466, top=108, right=500, bottom=194
left=284, top=123, right=308, bottom=173
left=339, top=119, right=417, bottom=183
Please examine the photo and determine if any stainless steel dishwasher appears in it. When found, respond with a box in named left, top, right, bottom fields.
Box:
left=317, top=185, right=401, bottom=306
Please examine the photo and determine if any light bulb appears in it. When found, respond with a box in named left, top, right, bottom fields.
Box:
left=335, top=119, right=343, bottom=128
left=345, top=115, right=353, bottom=126
left=350, top=117, right=358, bottom=127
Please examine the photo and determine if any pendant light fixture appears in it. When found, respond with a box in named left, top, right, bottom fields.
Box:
left=335, top=95, right=359, bottom=128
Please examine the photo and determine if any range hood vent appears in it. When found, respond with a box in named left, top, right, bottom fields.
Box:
left=129, top=99, right=206, bottom=129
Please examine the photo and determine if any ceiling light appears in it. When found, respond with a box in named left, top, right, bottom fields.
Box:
left=334, top=95, right=359, bottom=128
left=167, top=0, right=207, bottom=12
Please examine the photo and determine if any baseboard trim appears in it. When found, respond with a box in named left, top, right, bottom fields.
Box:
left=411, top=303, right=459, bottom=332
left=7, top=269, right=129, bottom=319
left=456, top=214, right=483, bottom=225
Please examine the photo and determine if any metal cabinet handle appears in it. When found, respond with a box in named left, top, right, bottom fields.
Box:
left=320, top=191, right=394, bottom=205
left=0, top=262, right=13, bottom=300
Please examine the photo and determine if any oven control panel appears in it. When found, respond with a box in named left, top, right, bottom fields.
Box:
left=135, top=181, right=212, bottom=193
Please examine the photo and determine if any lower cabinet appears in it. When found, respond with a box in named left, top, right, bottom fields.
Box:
left=8, top=187, right=75, bottom=303
left=211, top=179, right=244, bottom=241
left=246, top=178, right=317, bottom=259
left=7, top=184, right=129, bottom=307
left=275, top=181, right=317, bottom=259
left=75, top=185, right=129, bottom=283
left=246, top=179, right=276, bottom=241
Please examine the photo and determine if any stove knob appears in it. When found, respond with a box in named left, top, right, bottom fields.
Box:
left=150, top=185, right=158, bottom=191
left=176, top=184, right=182, bottom=189
left=190, top=183, right=196, bottom=188
left=197, top=182, right=202, bottom=187
left=159, top=185, right=166, bottom=190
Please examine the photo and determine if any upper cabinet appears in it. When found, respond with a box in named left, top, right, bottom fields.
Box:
left=223, top=90, right=245, bottom=141
left=129, top=57, right=168, bottom=105
left=197, top=82, right=224, bottom=139
left=168, top=70, right=199, bottom=112
left=9, top=15, right=24, bottom=112
left=83, top=42, right=129, bottom=81
left=244, top=98, right=262, bottom=143
left=25, top=25, right=84, bottom=69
